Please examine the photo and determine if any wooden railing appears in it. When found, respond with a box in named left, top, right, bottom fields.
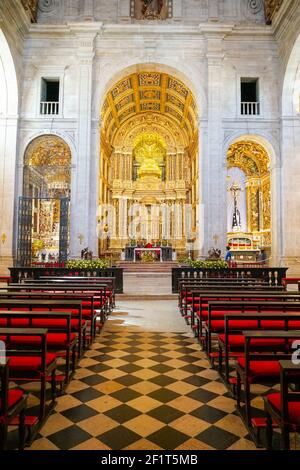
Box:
left=172, top=266, right=288, bottom=293
left=9, top=267, right=124, bottom=293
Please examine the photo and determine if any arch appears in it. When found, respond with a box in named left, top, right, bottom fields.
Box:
left=224, top=133, right=281, bottom=264
left=0, top=29, right=18, bottom=116
left=0, top=28, right=19, bottom=272
left=21, top=131, right=77, bottom=167
left=95, top=61, right=207, bottom=120
left=22, top=134, right=72, bottom=198
left=98, top=64, right=200, bottom=257
left=223, top=133, right=279, bottom=169
left=282, top=33, right=300, bottom=117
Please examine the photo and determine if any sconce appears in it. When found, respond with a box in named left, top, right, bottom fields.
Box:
left=1, top=233, right=7, bottom=245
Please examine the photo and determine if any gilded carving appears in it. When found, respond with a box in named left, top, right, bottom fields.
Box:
left=111, top=78, right=132, bottom=99
left=21, top=0, right=38, bottom=22
left=23, top=135, right=71, bottom=198
left=262, top=178, right=271, bottom=229
left=102, top=72, right=196, bottom=145
left=167, top=77, right=188, bottom=99
left=227, top=141, right=269, bottom=176
left=25, top=135, right=71, bottom=167
left=139, top=73, right=161, bottom=87
left=264, top=0, right=284, bottom=24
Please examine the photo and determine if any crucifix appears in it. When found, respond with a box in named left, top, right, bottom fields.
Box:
left=229, top=182, right=242, bottom=231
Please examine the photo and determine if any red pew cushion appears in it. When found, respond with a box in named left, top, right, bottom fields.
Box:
left=210, top=320, right=258, bottom=331
left=219, top=334, right=285, bottom=348
left=31, top=318, right=84, bottom=330
left=8, top=353, right=56, bottom=371
left=0, top=389, right=24, bottom=410
left=237, top=358, right=281, bottom=377
left=267, top=393, right=300, bottom=425
left=10, top=333, right=77, bottom=347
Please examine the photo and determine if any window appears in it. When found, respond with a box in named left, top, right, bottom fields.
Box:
left=40, top=78, right=60, bottom=115
left=240, top=78, right=260, bottom=115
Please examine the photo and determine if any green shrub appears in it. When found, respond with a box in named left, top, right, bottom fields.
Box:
left=66, top=259, right=110, bottom=270
left=188, top=260, right=228, bottom=269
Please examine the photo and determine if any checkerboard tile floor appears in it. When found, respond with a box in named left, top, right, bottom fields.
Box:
left=7, top=318, right=300, bottom=450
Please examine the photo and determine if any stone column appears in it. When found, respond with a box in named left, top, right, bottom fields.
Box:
left=203, top=34, right=227, bottom=257
left=69, top=30, right=97, bottom=258
left=280, top=117, right=300, bottom=273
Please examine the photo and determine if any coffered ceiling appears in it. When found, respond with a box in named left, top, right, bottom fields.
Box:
left=101, top=72, right=198, bottom=146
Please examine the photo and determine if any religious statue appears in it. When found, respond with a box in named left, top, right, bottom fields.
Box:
left=208, top=248, right=221, bottom=260
left=229, top=182, right=242, bottom=232
left=134, top=133, right=166, bottom=182
left=81, top=247, right=93, bottom=260
left=133, top=1, right=168, bottom=20
left=142, top=1, right=164, bottom=19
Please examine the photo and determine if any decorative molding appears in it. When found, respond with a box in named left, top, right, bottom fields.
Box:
left=38, top=0, right=60, bottom=17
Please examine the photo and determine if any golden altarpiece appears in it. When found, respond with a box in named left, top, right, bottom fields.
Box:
left=22, top=135, right=71, bottom=262
left=227, top=141, right=271, bottom=258
left=99, top=71, right=198, bottom=257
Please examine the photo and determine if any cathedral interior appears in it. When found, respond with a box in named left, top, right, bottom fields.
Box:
left=1, top=0, right=300, bottom=455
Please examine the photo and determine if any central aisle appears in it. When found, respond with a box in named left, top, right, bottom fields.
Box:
left=29, top=300, right=256, bottom=451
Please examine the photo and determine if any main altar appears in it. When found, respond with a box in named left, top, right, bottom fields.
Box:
left=99, top=79, right=199, bottom=259
left=124, top=243, right=173, bottom=262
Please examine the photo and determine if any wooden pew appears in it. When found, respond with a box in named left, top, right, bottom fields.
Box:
left=0, top=359, right=27, bottom=450
left=190, top=291, right=300, bottom=339
left=205, top=300, right=300, bottom=358
left=264, top=360, right=300, bottom=450
left=0, top=311, right=76, bottom=385
left=0, top=327, right=57, bottom=443
left=235, top=330, right=300, bottom=444
left=0, top=299, right=84, bottom=357
left=218, top=311, right=300, bottom=382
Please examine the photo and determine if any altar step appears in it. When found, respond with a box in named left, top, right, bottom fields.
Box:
left=117, top=261, right=177, bottom=273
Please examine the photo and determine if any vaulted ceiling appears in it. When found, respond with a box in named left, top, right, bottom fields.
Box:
left=101, top=72, right=198, bottom=146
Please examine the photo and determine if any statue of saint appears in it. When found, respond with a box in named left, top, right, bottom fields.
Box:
left=141, top=1, right=165, bottom=19
left=133, top=1, right=168, bottom=20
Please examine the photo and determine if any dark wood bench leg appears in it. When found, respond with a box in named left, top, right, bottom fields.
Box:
left=19, top=406, right=27, bottom=450
left=265, top=411, right=273, bottom=450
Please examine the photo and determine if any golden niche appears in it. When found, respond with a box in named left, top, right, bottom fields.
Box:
left=134, top=132, right=166, bottom=181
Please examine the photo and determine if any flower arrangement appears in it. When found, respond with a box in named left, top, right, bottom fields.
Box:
left=66, top=259, right=110, bottom=270
left=141, top=251, right=155, bottom=263
left=188, top=259, right=229, bottom=270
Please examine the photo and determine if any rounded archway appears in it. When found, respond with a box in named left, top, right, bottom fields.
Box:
left=19, top=135, right=72, bottom=265
left=0, top=29, right=18, bottom=272
left=98, top=69, right=199, bottom=259
left=226, top=139, right=271, bottom=263
left=280, top=32, right=300, bottom=272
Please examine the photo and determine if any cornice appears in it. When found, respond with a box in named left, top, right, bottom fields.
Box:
left=27, top=21, right=275, bottom=42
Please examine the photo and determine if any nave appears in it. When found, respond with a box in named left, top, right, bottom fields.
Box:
left=2, top=292, right=295, bottom=452
left=20, top=301, right=258, bottom=451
